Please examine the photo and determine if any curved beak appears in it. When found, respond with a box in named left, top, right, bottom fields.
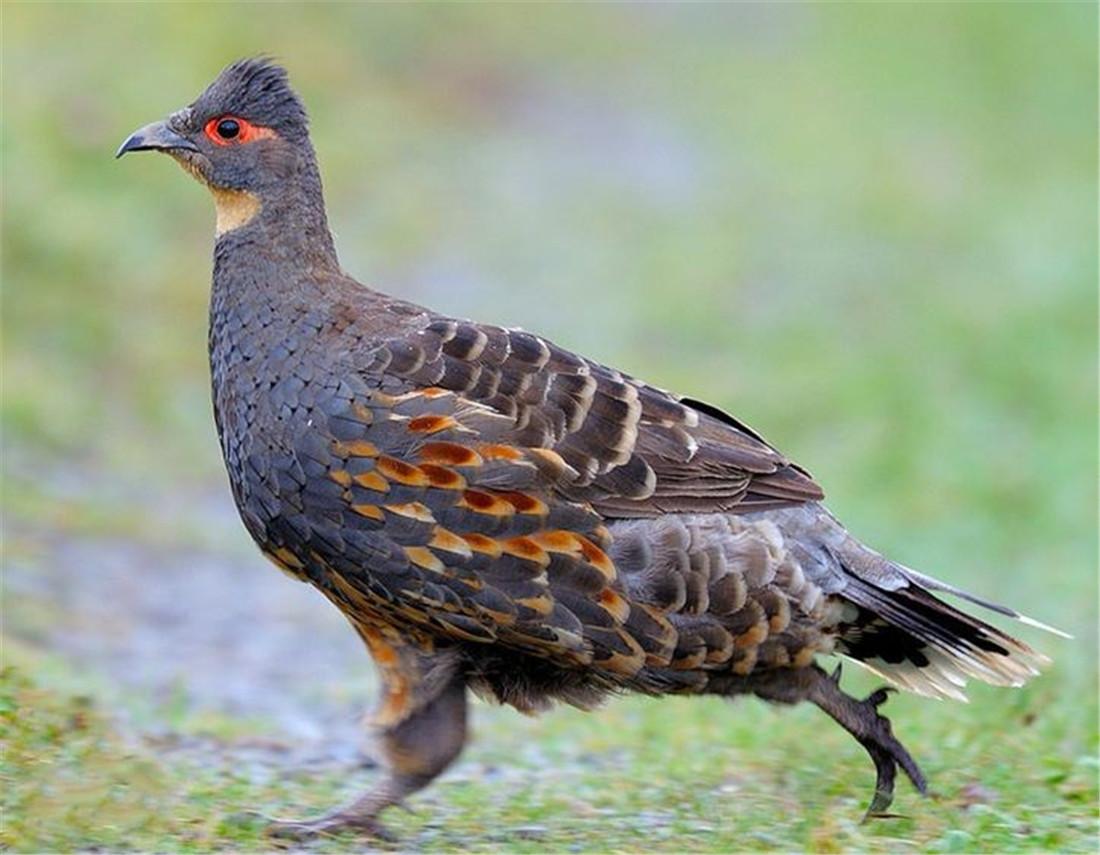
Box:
left=116, top=119, right=199, bottom=159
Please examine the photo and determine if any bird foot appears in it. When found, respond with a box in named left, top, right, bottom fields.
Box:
left=851, top=687, right=926, bottom=820
left=805, top=667, right=927, bottom=820
left=255, top=809, right=397, bottom=842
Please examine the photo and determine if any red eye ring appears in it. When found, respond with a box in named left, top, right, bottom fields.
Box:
left=204, top=115, right=265, bottom=146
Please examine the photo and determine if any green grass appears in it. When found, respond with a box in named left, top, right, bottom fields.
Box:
left=2, top=660, right=1096, bottom=852
left=2, top=2, right=1097, bottom=851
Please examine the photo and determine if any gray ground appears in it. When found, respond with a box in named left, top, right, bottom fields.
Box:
left=6, top=468, right=379, bottom=776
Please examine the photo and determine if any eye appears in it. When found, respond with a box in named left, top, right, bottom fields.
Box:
left=216, top=118, right=239, bottom=139
left=203, top=115, right=267, bottom=146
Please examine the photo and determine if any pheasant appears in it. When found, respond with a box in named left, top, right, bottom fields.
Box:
left=118, top=58, right=1057, bottom=838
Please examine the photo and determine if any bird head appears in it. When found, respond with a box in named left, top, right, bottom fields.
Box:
left=117, top=58, right=316, bottom=236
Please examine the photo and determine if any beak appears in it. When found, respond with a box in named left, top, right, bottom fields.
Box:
left=115, top=119, right=199, bottom=159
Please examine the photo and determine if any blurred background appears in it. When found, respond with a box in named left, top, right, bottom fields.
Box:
left=3, top=3, right=1097, bottom=851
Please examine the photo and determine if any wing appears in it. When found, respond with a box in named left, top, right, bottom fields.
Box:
left=275, top=381, right=661, bottom=682
left=262, top=313, right=823, bottom=686
left=356, top=316, right=824, bottom=517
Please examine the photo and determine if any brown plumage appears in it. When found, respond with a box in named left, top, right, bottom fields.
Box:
left=118, top=58, right=1058, bottom=838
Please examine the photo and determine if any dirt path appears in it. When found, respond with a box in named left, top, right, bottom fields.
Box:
left=6, top=480, right=379, bottom=772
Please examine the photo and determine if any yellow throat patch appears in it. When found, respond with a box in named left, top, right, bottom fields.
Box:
left=169, top=152, right=261, bottom=236
left=211, top=188, right=261, bottom=236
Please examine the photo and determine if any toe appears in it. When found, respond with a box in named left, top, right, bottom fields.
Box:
left=265, top=813, right=395, bottom=842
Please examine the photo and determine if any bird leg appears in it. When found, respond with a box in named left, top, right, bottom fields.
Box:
left=750, top=663, right=927, bottom=818
left=267, top=631, right=468, bottom=840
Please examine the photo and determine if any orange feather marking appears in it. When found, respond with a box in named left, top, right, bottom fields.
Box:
left=329, top=469, right=353, bottom=487
left=735, top=622, right=769, bottom=649
left=387, top=388, right=452, bottom=404
left=596, top=630, right=646, bottom=675
left=672, top=649, right=708, bottom=670
left=351, top=503, right=384, bottom=521
left=732, top=648, right=758, bottom=675
left=385, top=502, right=436, bottom=523
left=408, top=414, right=458, bottom=434
left=263, top=547, right=305, bottom=580
left=420, top=463, right=466, bottom=489
left=516, top=594, right=554, bottom=615
left=269, top=546, right=304, bottom=569
left=462, top=533, right=503, bottom=558
left=461, top=490, right=515, bottom=517
left=353, top=471, right=390, bottom=492
left=479, top=443, right=525, bottom=461
left=598, top=588, right=631, bottom=623
left=528, top=447, right=570, bottom=472
left=332, top=439, right=380, bottom=458
left=418, top=442, right=484, bottom=467
left=367, top=391, right=399, bottom=408
left=361, top=628, right=399, bottom=665
left=405, top=545, right=445, bottom=572
left=377, top=455, right=429, bottom=486
left=499, top=491, right=548, bottom=515
left=501, top=537, right=551, bottom=567
left=375, top=677, right=412, bottom=727
left=576, top=536, right=617, bottom=582
left=429, top=527, right=473, bottom=558
left=530, top=530, right=581, bottom=554
left=792, top=646, right=818, bottom=668
left=351, top=401, right=375, bottom=423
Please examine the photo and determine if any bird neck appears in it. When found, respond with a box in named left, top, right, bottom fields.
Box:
left=212, top=143, right=340, bottom=277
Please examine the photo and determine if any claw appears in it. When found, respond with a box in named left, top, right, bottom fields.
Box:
left=830, top=663, right=844, bottom=684
left=864, top=687, right=894, bottom=708
left=807, top=665, right=927, bottom=818
left=860, top=741, right=900, bottom=819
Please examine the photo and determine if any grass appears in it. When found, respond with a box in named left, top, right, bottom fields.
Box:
left=2, top=658, right=1096, bottom=852
left=2, top=2, right=1097, bottom=852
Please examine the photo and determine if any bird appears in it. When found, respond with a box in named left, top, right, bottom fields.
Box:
left=117, top=58, right=1059, bottom=839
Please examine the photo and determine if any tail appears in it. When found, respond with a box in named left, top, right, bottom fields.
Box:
left=831, top=539, right=1065, bottom=702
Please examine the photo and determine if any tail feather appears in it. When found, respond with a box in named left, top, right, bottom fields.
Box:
left=834, top=548, right=1055, bottom=701
left=896, top=564, right=1072, bottom=639
left=839, top=578, right=1050, bottom=699
left=762, top=503, right=1061, bottom=701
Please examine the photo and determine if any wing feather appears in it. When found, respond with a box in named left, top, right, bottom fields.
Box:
left=271, top=312, right=824, bottom=680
